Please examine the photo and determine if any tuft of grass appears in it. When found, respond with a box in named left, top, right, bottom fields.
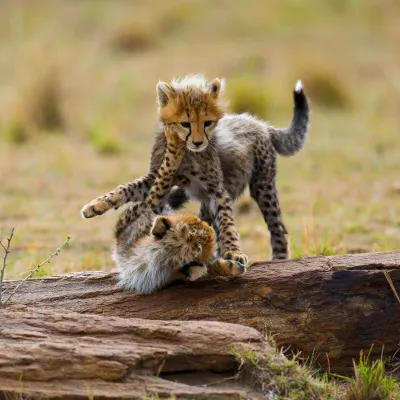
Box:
left=159, top=2, right=199, bottom=35
left=10, top=68, right=65, bottom=138
left=337, top=348, right=400, bottom=400
left=110, top=20, right=157, bottom=53
left=304, top=67, right=351, bottom=109
left=227, top=78, right=271, bottom=119
left=30, top=265, right=53, bottom=278
left=24, top=69, right=64, bottom=132
left=233, top=339, right=400, bottom=399
left=232, top=340, right=341, bottom=399
left=291, top=222, right=341, bottom=258
left=233, top=54, right=266, bottom=76
left=88, top=126, right=122, bottom=155
left=3, top=121, right=30, bottom=144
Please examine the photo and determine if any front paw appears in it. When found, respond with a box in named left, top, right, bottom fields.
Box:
left=222, top=251, right=249, bottom=266
left=81, top=198, right=112, bottom=219
left=209, top=258, right=246, bottom=277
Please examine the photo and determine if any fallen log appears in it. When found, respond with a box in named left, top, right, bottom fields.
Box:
left=0, top=308, right=265, bottom=399
left=3, top=250, right=400, bottom=373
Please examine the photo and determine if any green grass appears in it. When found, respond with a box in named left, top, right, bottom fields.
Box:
left=290, top=225, right=340, bottom=258
left=232, top=342, right=340, bottom=399
left=29, top=265, right=53, bottom=278
left=233, top=340, right=400, bottom=399
left=4, top=121, right=29, bottom=144
left=87, top=125, right=122, bottom=155
left=335, top=348, right=400, bottom=400
left=0, top=0, right=398, bottom=276
left=227, top=77, right=272, bottom=119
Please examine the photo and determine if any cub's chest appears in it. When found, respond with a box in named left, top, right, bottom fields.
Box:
left=176, top=154, right=216, bottom=202
left=177, top=156, right=201, bottom=178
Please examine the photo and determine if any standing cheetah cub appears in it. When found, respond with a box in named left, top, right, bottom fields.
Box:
left=82, top=75, right=309, bottom=260
left=114, top=127, right=244, bottom=294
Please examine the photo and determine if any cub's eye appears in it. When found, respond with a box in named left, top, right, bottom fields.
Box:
left=204, top=120, right=214, bottom=127
left=180, top=122, right=191, bottom=129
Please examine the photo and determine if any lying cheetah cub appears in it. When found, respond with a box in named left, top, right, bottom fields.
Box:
left=115, top=210, right=244, bottom=294
left=114, top=127, right=244, bottom=294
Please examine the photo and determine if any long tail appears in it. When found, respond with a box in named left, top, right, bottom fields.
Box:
left=269, top=80, right=310, bottom=156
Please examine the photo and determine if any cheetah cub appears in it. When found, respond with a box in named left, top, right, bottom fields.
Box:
left=114, top=127, right=244, bottom=294
left=82, top=75, right=309, bottom=261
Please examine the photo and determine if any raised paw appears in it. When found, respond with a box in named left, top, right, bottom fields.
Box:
left=208, top=258, right=246, bottom=277
left=81, top=197, right=116, bottom=219
left=222, top=251, right=249, bottom=266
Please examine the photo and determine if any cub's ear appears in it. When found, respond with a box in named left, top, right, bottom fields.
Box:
left=208, top=78, right=223, bottom=97
left=151, top=216, right=171, bottom=239
left=156, top=81, right=175, bottom=107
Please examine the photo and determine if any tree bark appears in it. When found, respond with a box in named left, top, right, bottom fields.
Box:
left=0, top=308, right=265, bottom=400
left=3, top=250, right=400, bottom=374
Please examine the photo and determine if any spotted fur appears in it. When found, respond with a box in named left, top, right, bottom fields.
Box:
left=114, top=129, right=244, bottom=294
left=82, top=75, right=310, bottom=260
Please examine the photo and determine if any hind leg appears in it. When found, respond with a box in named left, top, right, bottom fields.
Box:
left=200, top=200, right=248, bottom=265
left=199, top=202, right=221, bottom=258
left=250, top=174, right=289, bottom=260
left=199, top=202, right=214, bottom=226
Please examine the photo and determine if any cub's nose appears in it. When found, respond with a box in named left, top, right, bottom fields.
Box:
left=192, top=141, right=203, bottom=147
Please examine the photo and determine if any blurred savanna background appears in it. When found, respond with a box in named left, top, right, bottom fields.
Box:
left=0, top=0, right=399, bottom=279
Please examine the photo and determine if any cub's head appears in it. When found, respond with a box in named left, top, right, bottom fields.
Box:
left=150, top=214, right=215, bottom=263
left=156, top=75, right=226, bottom=152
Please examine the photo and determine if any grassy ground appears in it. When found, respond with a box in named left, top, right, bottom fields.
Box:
left=0, top=0, right=399, bottom=279
left=233, top=340, right=400, bottom=400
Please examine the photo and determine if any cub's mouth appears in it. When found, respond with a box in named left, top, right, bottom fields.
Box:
left=186, top=142, right=208, bottom=152
left=185, top=134, right=209, bottom=152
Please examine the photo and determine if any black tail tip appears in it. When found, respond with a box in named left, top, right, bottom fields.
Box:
left=293, top=80, right=308, bottom=110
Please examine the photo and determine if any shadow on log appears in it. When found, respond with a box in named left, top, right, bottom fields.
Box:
left=3, top=250, right=400, bottom=374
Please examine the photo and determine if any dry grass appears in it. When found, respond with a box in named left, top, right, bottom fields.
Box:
left=110, top=20, right=158, bottom=53
left=234, top=341, right=400, bottom=399
left=0, top=0, right=399, bottom=278
left=303, top=66, right=351, bottom=109
left=384, top=271, right=400, bottom=306
left=8, top=66, right=65, bottom=138
left=233, top=344, right=340, bottom=399
left=227, top=77, right=272, bottom=119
